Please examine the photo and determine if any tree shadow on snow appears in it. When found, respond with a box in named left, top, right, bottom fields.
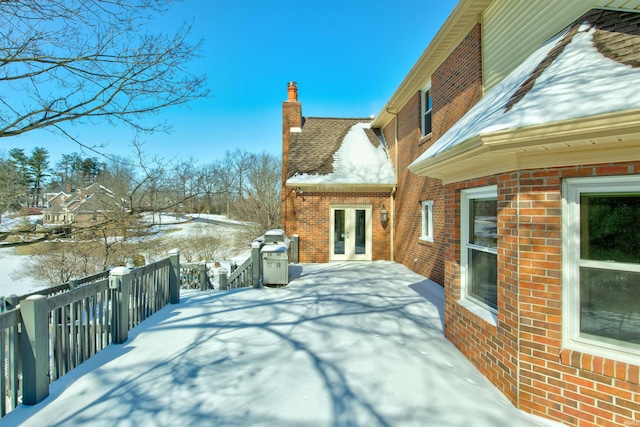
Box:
left=9, top=261, right=533, bottom=427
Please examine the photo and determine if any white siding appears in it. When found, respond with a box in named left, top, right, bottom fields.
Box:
left=483, top=0, right=640, bottom=91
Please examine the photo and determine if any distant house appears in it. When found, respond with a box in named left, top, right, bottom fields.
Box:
left=42, top=183, right=128, bottom=235
left=282, top=1, right=640, bottom=425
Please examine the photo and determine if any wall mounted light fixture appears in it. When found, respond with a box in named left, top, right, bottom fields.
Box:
left=380, top=205, right=389, bottom=228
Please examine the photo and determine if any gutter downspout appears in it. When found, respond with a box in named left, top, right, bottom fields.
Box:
left=516, top=168, right=521, bottom=409
left=390, top=186, right=396, bottom=261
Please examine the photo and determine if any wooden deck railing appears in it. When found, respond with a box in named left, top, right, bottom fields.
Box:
left=0, top=232, right=300, bottom=419
left=0, top=309, right=21, bottom=416
left=0, top=250, right=181, bottom=416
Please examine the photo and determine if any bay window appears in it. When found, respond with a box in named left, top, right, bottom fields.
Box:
left=461, top=186, right=498, bottom=312
left=563, top=176, right=640, bottom=361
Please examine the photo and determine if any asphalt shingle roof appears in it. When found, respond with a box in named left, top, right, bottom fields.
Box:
left=286, top=117, right=381, bottom=180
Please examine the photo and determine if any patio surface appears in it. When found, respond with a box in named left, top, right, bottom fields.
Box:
left=3, top=261, right=562, bottom=427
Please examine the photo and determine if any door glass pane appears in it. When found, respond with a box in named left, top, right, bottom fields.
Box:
left=580, top=194, right=640, bottom=263
left=334, top=210, right=345, bottom=255
left=580, top=266, right=640, bottom=344
left=470, top=198, right=497, bottom=249
left=354, top=209, right=366, bottom=255
left=468, top=249, right=497, bottom=310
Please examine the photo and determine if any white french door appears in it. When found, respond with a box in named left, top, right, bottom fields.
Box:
left=330, top=205, right=372, bottom=261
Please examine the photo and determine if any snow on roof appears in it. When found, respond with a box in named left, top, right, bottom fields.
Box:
left=412, top=21, right=640, bottom=165
left=288, top=123, right=396, bottom=185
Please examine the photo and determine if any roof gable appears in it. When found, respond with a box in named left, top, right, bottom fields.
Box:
left=287, top=118, right=372, bottom=178
left=286, top=118, right=395, bottom=187
left=410, top=9, right=640, bottom=174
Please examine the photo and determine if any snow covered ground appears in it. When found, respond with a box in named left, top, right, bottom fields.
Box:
left=0, top=213, right=248, bottom=297
left=0, top=247, right=46, bottom=296
left=3, top=261, right=562, bottom=427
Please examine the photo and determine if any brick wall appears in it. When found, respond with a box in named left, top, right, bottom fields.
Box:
left=443, top=174, right=520, bottom=401
left=443, top=161, right=640, bottom=427
left=386, top=97, right=446, bottom=283
left=382, top=24, right=483, bottom=285
left=281, top=96, right=301, bottom=235
left=518, top=163, right=640, bottom=427
left=290, top=192, right=391, bottom=263
left=431, top=24, right=483, bottom=141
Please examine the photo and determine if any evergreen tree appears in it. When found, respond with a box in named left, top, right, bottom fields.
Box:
left=28, top=147, right=50, bottom=206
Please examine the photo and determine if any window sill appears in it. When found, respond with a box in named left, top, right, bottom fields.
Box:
left=418, top=236, right=434, bottom=244
left=418, top=133, right=432, bottom=146
left=457, top=298, right=497, bottom=328
left=562, top=339, right=640, bottom=370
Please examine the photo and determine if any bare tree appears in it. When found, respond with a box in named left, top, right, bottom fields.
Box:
left=235, top=152, right=281, bottom=235
left=197, top=163, right=219, bottom=214
left=224, top=149, right=253, bottom=201
left=0, top=0, right=208, bottom=141
left=212, top=161, right=235, bottom=217
left=18, top=242, right=104, bottom=286
left=171, top=158, right=199, bottom=213
left=98, top=154, right=136, bottom=196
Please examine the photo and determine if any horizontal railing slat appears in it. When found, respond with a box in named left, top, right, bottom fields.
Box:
left=47, top=279, right=110, bottom=312
left=0, top=310, right=20, bottom=330
left=75, top=271, right=109, bottom=286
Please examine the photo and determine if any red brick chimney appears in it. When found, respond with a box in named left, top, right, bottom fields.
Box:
left=287, top=81, right=298, bottom=102
left=283, top=81, right=301, bottom=129
left=282, top=81, right=302, bottom=234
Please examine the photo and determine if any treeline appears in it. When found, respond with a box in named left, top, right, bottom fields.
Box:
left=0, top=147, right=281, bottom=232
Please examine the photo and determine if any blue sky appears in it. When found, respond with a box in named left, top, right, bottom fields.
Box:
left=9, top=0, right=458, bottom=167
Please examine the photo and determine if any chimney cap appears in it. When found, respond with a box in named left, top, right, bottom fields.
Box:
left=287, top=81, right=299, bottom=102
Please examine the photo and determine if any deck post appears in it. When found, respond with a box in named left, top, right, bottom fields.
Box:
left=169, top=249, right=180, bottom=304
left=20, top=295, right=49, bottom=405
left=110, top=267, right=131, bottom=344
left=219, top=269, right=228, bottom=291
left=292, top=234, right=299, bottom=264
left=251, top=241, right=262, bottom=288
left=200, top=263, right=208, bottom=291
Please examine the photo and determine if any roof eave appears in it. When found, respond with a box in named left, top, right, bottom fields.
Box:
left=284, top=182, right=396, bottom=194
left=409, top=109, right=640, bottom=184
left=371, top=0, right=491, bottom=130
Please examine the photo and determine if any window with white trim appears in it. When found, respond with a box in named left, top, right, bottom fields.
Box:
left=421, top=200, right=434, bottom=242
left=421, top=85, right=432, bottom=137
left=563, top=176, right=640, bottom=360
left=461, top=186, right=498, bottom=312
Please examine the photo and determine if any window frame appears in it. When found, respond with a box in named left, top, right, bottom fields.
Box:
left=460, top=186, right=498, bottom=320
left=421, top=84, right=432, bottom=137
left=562, top=175, right=640, bottom=363
left=420, top=200, right=434, bottom=242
